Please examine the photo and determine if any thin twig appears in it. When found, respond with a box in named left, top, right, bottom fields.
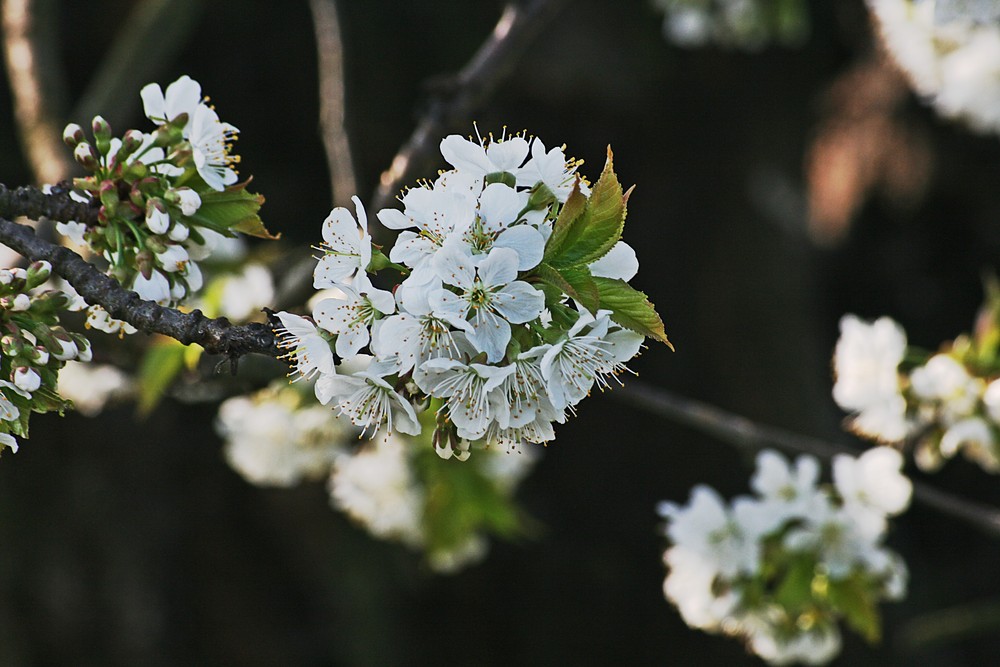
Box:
left=1, top=0, right=71, bottom=184
left=308, top=0, right=356, bottom=209
left=370, top=0, right=573, bottom=213
left=613, top=380, right=1000, bottom=537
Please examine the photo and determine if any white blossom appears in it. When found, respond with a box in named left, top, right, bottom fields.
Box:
left=323, top=360, right=421, bottom=436
left=312, top=275, right=395, bottom=358
left=430, top=246, right=544, bottom=362
left=329, top=433, right=424, bottom=545
left=140, top=75, right=202, bottom=127
left=314, top=196, right=372, bottom=288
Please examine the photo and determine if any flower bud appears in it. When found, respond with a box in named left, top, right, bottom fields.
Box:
left=166, top=187, right=201, bottom=216
left=167, top=223, right=190, bottom=242
left=1, top=336, right=22, bottom=357
left=28, top=345, right=49, bottom=366
left=12, top=367, right=40, bottom=394
left=144, top=234, right=167, bottom=254
left=9, top=294, right=30, bottom=312
left=71, top=334, right=92, bottom=362
left=119, top=129, right=145, bottom=159
left=73, top=142, right=100, bottom=170
left=91, top=115, right=113, bottom=155
left=63, top=123, right=85, bottom=148
left=99, top=180, right=119, bottom=216
left=145, top=200, right=170, bottom=235
left=153, top=123, right=182, bottom=147
left=50, top=331, right=78, bottom=361
left=25, top=260, right=51, bottom=289
left=0, top=269, right=13, bottom=285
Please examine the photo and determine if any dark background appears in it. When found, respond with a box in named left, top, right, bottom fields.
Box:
left=2, top=0, right=1000, bottom=664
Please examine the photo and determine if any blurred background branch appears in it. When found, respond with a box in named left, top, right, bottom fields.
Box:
left=615, top=380, right=1000, bottom=538
left=1, top=0, right=70, bottom=184
left=308, top=0, right=355, bottom=209
left=370, top=0, right=573, bottom=213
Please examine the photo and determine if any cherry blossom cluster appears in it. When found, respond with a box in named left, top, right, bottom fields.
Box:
left=833, top=310, right=1000, bottom=472
left=653, top=0, right=808, bottom=50
left=868, top=0, right=1000, bottom=134
left=216, top=379, right=538, bottom=572
left=659, top=447, right=911, bottom=665
left=275, top=130, right=669, bottom=459
left=0, top=261, right=92, bottom=455
left=58, top=75, right=271, bottom=333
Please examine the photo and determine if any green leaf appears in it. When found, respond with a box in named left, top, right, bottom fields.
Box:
left=829, top=576, right=882, bottom=643
left=543, top=178, right=588, bottom=263
left=137, top=339, right=188, bottom=415
left=543, top=147, right=627, bottom=269
left=187, top=181, right=278, bottom=240
left=773, top=555, right=818, bottom=612
left=417, top=449, right=527, bottom=555
left=593, top=277, right=672, bottom=348
left=533, top=262, right=599, bottom=313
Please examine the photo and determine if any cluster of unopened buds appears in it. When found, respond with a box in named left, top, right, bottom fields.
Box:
left=0, top=261, right=91, bottom=454
left=659, top=447, right=911, bottom=665
left=274, top=128, right=669, bottom=458
left=833, top=292, right=1000, bottom=472
left=56, top=75, right=270, bottom=334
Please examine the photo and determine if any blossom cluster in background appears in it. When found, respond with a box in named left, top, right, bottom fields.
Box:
left=216, top=380, right=538, bottom=572
left=275, top=129, right=668, bottom=459
left=833, top=300, right=1000, bottom=471
left=659, top=447, right=911, bottom=665
left=55, top=75, right=274, bottom=333
left=653, top=0, right=809, bottom=50
left=868, top=0, right=1000, bottom=134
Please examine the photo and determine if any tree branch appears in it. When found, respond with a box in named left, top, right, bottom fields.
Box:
left=370, top=0, right=572, bottom=213
left=0, top=185, right=279, bottom=360
left=613, top=380, right=1000, bottom=538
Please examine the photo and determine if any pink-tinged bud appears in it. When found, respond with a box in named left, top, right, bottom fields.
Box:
left=25, top=260, right=51, bottom=289
left=63, top=123, right=85, bottom=148
left=12, top=367, right=40, bottom=394
left=91, top=115, right=112, bottom=140
left=120, top=129, right=145, bottom=157
left=29, top=345, right=49, bottom=366
left=145, top=200, right=170, bottom=234
left=51, top=332, right=78, bottom=361
left=73, top=142, right=100, bottom=170
left=1, top=336, right=22, bottom=357
left=91, top=115, right=112, bottom=155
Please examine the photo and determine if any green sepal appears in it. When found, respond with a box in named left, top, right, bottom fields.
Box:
left=542, top=147, right=626, bottom=269
left=188, top=180, right=278, bottom=240
left=136, top=338, right=188, bottom=415
left=593, top=276, right=672, bottom=348
left=534, top=262, right=599, bottom=314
